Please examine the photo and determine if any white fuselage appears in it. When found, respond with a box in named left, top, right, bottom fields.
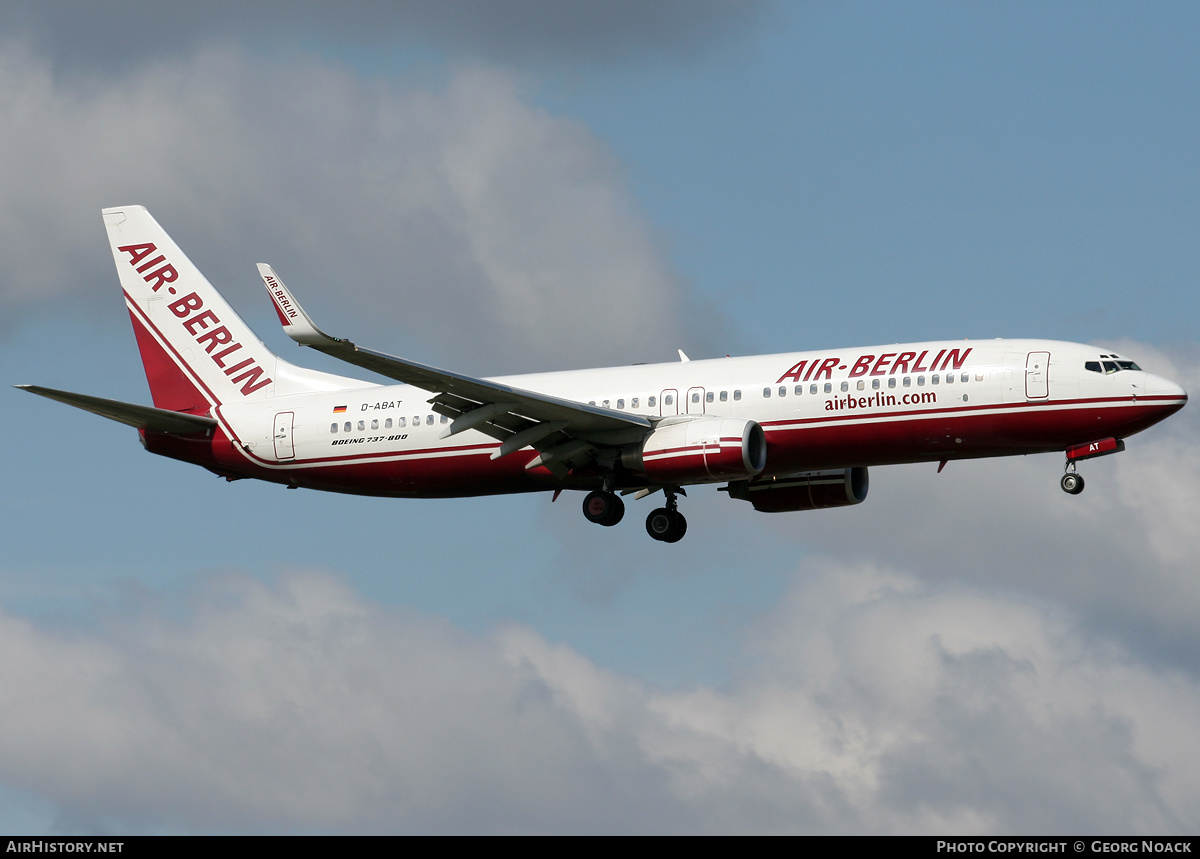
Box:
left=199, top=338, right=1184, bottom=497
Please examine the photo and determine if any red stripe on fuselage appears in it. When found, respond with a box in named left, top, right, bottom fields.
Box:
left=760, top=398, right=1183, bottom=472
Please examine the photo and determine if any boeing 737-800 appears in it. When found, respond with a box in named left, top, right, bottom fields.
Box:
left=17, top=207, right=1188, bottom=542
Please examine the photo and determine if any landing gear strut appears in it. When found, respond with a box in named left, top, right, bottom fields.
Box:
left=645, top=489, right=687, bottom=543
left=582, top=489, right=625, bottom=526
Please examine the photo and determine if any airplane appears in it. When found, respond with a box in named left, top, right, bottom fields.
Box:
left=17, top=206, right=1188, bottom=542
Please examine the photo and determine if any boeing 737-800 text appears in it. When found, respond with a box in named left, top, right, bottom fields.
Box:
left=17, top=207, right=1188, bottom=542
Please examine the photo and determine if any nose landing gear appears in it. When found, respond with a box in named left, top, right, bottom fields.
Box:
left=1060, top=437, right=1125, bottom=494
left=1060, top=469, right=1085, bottom=495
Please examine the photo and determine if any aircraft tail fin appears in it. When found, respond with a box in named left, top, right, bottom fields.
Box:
left=103, top=206, right=367, bottom=414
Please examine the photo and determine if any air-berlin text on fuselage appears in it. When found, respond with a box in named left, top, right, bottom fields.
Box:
left=118, top=243, right=273, bottom=396
left=776, top=348, right=973, bottom=384
left=824, top=391, right=937, bottom=411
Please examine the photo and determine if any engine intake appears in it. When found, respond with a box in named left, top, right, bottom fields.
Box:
left=622, top=417, right=766, bottom=483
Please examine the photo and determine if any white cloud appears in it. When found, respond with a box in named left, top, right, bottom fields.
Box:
left=0, top=1, right=764, bottom=72
left=1, top=566, right=1197, bottom=834
left=0, top=43, right=700, bottom=369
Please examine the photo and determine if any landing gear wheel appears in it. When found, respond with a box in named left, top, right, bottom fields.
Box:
left=645, top=508, right=687, bottom=543
left=583, top=490, right=625, bottom=526
left=1060, top=473, right=1085, bottom=495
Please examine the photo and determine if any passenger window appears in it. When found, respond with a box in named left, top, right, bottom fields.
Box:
left=840, top=381, right=849, bottom=392
left=945, top=373, right=953, bottom=384
left=617, top=399, right=625, bottom=409
left=371, top=419, right=379, bottom=430
left=824, top=383, right=832, bottom=394
left=330, top=423, right=338, bottom=433
left=856, top=380, right=865, bottom=391
left=794, top=385, right=803, bottom=396
left=903, top=377, right=911, bottom=388
left=426, top=415, right=434, bottom=425
left=720, top=391, right=728, bottom=402
left=413, top=416, right=420, bottom=425
left=871, top=378, right=880, bottom=390
left=779, top=386, right=787, bottom=397
left=358, top=420, right=365, bottom=431
left=763, top=388, right=771, bottom=398
left=665, top=394, right=674, bottom=405
left=398, top=417, right=406, bottom=428
left=961, top=373, right=969, bottom=383
left=603, top=399, right=610, bottom=408
left=440, top=415, right=448, bottom=423
left=917, top=376, right=925, bottom=386
left=648, top=396, right=657, bottom=407
left=385, top=418, right=393, bottom=429
left=706, top=391, right=714, bottom=403
left=888, top=377, right=897, bottom=388
left=632, top=397, right=639, bottom=409
left=733, top=390, right=741, bottom=401
left=344, top=422, right=352, bottom=432
left=932, top=374, right=940, bottom=385
left=692, top=392, right=701, bottom=403
left=810, top=384, right=818, bottom=395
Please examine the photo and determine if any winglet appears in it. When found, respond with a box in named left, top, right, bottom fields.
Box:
left=257, top=264, right=343, bottom=347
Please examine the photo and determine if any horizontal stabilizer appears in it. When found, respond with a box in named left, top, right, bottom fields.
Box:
left=15, top=385, right=217, bottom=434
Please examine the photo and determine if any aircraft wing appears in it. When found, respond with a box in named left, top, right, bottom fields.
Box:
left=258, top=265, right=650, bottom=472
left=16, top=385, right=218, bottom=434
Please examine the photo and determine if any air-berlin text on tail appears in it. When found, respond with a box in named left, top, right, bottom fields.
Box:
left=118, top=243, right=273, bottom=396
left=776, top=348, right=973, bottom=384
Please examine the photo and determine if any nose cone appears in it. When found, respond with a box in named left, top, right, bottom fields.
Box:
left=1145, top=373, right=1188, bottom=401
left=1143, top=373, right=1188, bottom=417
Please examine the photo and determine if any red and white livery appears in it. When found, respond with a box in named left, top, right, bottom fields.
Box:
left=18, top=207, right=1188, bottom=542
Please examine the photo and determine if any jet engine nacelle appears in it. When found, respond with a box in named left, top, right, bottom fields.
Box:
left=622, top=417, right=767, bottom=483
left=724, top=467, right=869, bottom=512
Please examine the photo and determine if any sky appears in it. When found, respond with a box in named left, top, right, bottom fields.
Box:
left=1, top=0, right=1199, bottom=834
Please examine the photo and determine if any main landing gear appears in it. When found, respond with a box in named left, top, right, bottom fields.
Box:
left=645, top=492, right=687, bottom=543
left=580, top=485, right=688, bottom=542
left=582, top=489, right=625, bottom=526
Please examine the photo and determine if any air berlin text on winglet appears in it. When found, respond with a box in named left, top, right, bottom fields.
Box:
left=117, top=243, right=273, bottom=396
left=262, top=274, right=299, bottom=324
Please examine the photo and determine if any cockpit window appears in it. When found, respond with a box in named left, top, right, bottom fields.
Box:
left=1087, top=358, right=1142, bottom=374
